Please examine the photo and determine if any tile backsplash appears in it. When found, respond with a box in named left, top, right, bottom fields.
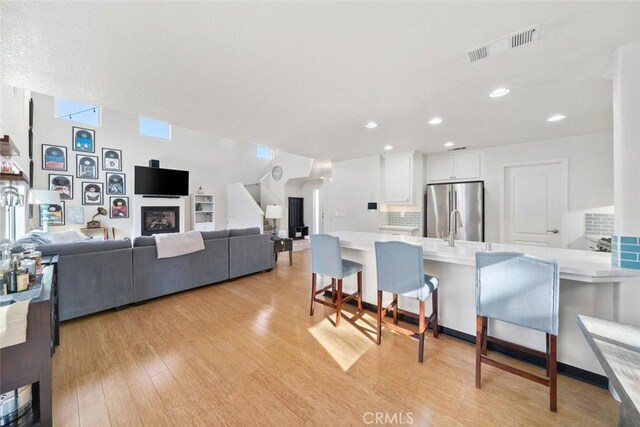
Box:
left=379, top=211, right=421, bottom=227
left=612, top=235, right=640, bottom=270
left=585, top=213, right=614, bottom=235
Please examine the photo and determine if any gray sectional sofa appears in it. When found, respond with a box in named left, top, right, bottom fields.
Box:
left=32, top=227, right=272, bottom=321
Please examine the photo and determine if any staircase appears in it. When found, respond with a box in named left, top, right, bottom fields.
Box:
left=244, top=182, right=274, bottom=235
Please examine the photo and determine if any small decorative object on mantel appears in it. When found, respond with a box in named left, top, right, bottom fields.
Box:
left=196, top=186, right=204, bottom=195
left=87, top=207, right=107, bottom=228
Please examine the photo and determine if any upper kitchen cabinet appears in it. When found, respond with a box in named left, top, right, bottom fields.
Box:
left=383, top=152, right=416, bottom=204
left=427, top=152, right=481, bottom=182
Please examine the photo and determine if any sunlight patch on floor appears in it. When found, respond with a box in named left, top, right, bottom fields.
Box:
left=308, top=311, right=377, bottom=371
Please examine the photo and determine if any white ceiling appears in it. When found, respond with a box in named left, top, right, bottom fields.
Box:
left=2, top=2, right=639, bottom=163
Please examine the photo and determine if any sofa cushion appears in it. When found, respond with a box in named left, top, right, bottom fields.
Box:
left=39, top=238, right=132, bottom=256
left=229, top=227, right=260, bottom=237
left=133, top=236, right=156, bottom=247
left=201, top=230, right=229, bottom=240
left=13, top=231, right=52, bottom=247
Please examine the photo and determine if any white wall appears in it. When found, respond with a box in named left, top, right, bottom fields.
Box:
left=27, top=92, right=271, bottom=238
left=476, top=131, right=613, bottom=249
left=331, top=156, right=381, bottom=232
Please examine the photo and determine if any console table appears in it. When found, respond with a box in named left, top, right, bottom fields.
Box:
left=1, top=263, right=58, bottom=427
left=578, top=315, right=640, bottom=426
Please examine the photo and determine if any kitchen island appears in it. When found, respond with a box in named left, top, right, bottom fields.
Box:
left=327, top=231, right=640, bottom=378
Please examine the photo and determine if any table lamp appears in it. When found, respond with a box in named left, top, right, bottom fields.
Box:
left=265, top=205, right=283, bottom=237
left=28, top=189, right=61, bottom=232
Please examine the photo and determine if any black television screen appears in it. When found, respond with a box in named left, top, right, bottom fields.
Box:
left=134, top=166, right=189, bottom=196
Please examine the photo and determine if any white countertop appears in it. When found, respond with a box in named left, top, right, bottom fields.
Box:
left=378, top=225, right=419, bottom=231
left=330, top=231, right=640, bottom=283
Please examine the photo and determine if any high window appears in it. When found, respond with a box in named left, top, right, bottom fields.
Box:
left=139, top=117, right=171, bottom=140
left=56, top=98, right=101, bottom=126
left=257, top=144, right=276, bottom=160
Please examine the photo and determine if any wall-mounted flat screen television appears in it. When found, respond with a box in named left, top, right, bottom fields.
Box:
left=134, top=166, right=189, bottom=196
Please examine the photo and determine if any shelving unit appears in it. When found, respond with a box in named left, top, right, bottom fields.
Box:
left=0, top=135, right=29, bottom=185
left=192, top=193, right=215, bottom=231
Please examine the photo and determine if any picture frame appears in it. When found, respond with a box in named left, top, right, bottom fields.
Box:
left=42, top=144, right=67, bottom=171
left=76, top=154, right=99, bottom=179
left=40, top=201, right=65, bottom=227
left=72, top=126, right=95, bottom=153
left=106, top=173, right=125, bottom=195
left=82, top=181, right=103, bottom=205
left=48, top=173, right=74, bottom=200
left=102, top=148, right=122, bottom=171
left=109, top=196, right=129, bottom=218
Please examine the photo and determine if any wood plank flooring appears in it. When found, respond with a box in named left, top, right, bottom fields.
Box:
left=52, top=249, right=619, bottom=426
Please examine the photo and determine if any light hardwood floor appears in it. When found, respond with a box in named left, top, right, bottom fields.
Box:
left=53, top=249, right=619, bottom=426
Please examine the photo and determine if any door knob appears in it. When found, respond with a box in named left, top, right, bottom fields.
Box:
left=547, top=229, right=559, bottom=234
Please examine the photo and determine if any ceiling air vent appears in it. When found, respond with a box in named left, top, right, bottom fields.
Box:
left=464, top=23, right=541, bottom=64
left=449, top=146, right=468, bottom=152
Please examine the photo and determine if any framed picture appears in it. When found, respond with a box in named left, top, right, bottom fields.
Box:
left=109, top=196, right=129, bottom=218
left=106, top=173, right=125, bottom=195
left=40, top=201, right=65, bottom=227
left=102, top=148, right=122, bottom=171
left=42, top=144, right=67, bottom=171
left=76, top=154, right=99, bottom=179
left=82, top=182, right=103, bottom=205
left=72, top=126, right=95, bottom=152
left=48, top=174, right=73, bottom=200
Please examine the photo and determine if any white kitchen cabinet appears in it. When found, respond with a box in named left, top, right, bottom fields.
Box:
left=427, top=153, right=481, bottom=182
left=383, top=153, right=413, bottom=204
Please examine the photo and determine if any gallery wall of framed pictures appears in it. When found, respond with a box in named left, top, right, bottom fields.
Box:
left=40, top=126, right=128, bottom=228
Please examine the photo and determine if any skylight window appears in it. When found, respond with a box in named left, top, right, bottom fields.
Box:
left=56, top=98, right=101, bottom=126
left=139, top=117, right=171, bottom=140
left=257, top=145, right=276, bottom=160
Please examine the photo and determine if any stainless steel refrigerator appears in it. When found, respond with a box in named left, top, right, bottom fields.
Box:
left=424, top=181, right=484, bottom=242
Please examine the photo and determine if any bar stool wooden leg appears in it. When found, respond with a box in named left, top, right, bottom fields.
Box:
left=550, top=334, right=558, bottom=412
left=418, top=300, right=426, bottom=363
left=481, top=316, right=488, bottom=355
left=475, top=315, right=483, bottom=388
left=335, top=279, right=343, bottom=327
left=310, top=273, right=317, bottom=316
left=357, top=271, right=363, bottom=312
left=376, top=290, right=383, bottom=345
left=392, top=293, right=398, bottom=324
left=546, top=333, right=551, bottom=377
left=432, top=288, right=439, bottom=338
left=331, top=278, right=337, bottom=303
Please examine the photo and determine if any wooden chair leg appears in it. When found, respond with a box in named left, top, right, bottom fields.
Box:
left=475, top=315, right=483, bottom=388
left=418, top=300, right=426, bottom=363
left=432, top=289, right=439, bottom=338
left=331, top=278, right=337, bottom=303
left=392, top=293, right=398, bottom=324
left=335, top=279, right=343, bottom=327
left=310, top=273, right=316, bottom=316
left=546, top=333, right=550, bottom=377
left=376, top=290, right=383, bottom=345
left=357, top=271, right=363, bottom=312
left=481, top=316, right=488, bottom=355
left=550, top=334, right=558, bottom=412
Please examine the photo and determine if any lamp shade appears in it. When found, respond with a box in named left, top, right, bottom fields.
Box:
left=28, top=189, right=61, bottom=205
left=265, top=205, right=283, bottom=219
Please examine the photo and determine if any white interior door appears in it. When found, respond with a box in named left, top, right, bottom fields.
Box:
left=503, top=160, right=567, bottom=247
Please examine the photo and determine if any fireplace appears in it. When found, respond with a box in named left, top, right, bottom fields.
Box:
left=141, top=206, right=180, bottom=236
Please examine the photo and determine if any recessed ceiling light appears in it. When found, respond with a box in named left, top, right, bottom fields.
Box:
left=383, top=145, right=393, bottom=150
left=443, top=141, right=455, bottom=148
left=365, top=121, right=378, bottom=129
left=428, top=117, right=443, bottom=125
left=489, top=87, right=510, bottom=98
left=547, top=114, right=566, bottom=122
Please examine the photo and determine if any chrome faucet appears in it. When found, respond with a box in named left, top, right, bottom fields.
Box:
left=448, top=209, right=463, bottom=247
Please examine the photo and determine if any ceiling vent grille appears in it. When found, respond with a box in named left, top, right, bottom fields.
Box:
left=449, top=146, right=468, bottom=152
left=464, top=23, right=541, bottom=64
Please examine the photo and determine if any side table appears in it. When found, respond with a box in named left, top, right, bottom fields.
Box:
left=273, top=237, right=293, bottom=266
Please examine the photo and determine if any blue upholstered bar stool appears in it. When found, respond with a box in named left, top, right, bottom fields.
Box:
left=309, top=234, right=363, bottom=327
left=374, top=241, right=439, bottom=363
left=475, top=252, right=560, bottom=412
